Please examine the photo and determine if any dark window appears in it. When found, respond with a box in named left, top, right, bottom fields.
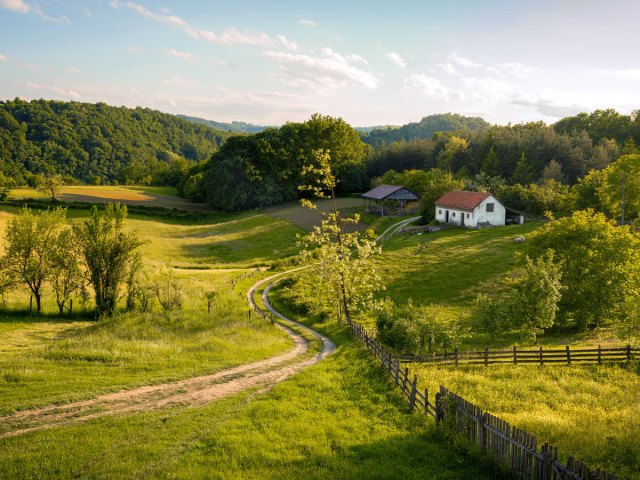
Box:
left=486, top=203, right=494, bottom=212
left=439, top=209, right=442, bottom=214
left=452, top=212, right=456, bottom=217
left=467, top=213, right=470, bottom=218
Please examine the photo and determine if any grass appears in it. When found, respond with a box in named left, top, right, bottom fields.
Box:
left=0, top=318, right=506, bottom=480
left=411, top=362, right=640, bottom=479
left=264, top=197, right=366, bottom=231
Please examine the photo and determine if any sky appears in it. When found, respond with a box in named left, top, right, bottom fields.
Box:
left=1, top=0, right=640, bottom=127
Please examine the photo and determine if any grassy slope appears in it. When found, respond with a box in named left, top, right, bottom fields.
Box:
left=364, top=224, right=639, bottom=478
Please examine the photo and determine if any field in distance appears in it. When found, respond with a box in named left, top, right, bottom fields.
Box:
left=8, top=185, right=213, bottom=212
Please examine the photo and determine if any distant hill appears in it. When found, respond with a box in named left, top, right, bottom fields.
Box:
left=354, top=125, right=398, bottom=134
left=177, top=114, right=268, bottom=133
left=362, top=113, right=490, bottom=146
left=0, top=99, right=234, bottom=186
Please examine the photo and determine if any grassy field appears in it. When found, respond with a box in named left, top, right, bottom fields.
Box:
left=8, top=185, right=212, bottom=211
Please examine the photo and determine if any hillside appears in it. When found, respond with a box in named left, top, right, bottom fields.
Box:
left=177, top=114, right=268, bottom=133
left=0, top=99, right=234, bottom=187
left=362, top=113, right=491, bottom=146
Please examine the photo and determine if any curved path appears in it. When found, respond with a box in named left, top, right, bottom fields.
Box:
left=0, top=217, right=412, bottom=438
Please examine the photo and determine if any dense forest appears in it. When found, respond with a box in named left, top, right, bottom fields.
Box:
left=0, top=99, right=232, bottom=187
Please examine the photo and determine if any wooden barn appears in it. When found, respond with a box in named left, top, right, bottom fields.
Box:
left=362, top=184, right=420, bottom=216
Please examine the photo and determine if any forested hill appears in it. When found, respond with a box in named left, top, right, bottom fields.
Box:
left=362, top=113, right=490, bottom=146
left=0, top=99, right=233, bottom=186
left=176, top=114, right=268, bottom=134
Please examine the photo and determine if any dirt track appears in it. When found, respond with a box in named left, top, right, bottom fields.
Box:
left=0, top=276, right=334, bottom=439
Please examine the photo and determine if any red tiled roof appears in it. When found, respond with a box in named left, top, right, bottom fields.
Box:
left=435, top=191, right=491, bottom=210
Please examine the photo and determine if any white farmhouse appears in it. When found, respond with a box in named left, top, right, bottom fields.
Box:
left=435, top=191, right=511, bottom=228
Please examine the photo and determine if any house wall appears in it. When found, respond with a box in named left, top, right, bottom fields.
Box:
left=474, top=196, right=505, bottom=226
left=435, top=207, right=472, bottom=226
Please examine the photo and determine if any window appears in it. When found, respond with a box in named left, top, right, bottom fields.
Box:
left=452, top=212, right=456, bottom=217
left=467, top=213, right=470, bottom=218
left=486, top=203, right=494, bottom=212
left=439, top=209, right=442, bottom=214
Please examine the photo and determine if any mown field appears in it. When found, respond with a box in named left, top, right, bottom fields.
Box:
left=0, top=202, right=503, bottom=479
left=8, top=185, right=212, bottom=211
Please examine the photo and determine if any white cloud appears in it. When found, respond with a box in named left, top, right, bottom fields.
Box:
left=461, top=76, right=513, bottom=102
left=0, top=0, right=29, bottom=13
left=449, top=52, right=482, bottom=68
left=403, top=74, right=464, bottom=101
left=164, top=49, right=195, bottom=62
left=263, top=48, right=379, bottom=91
left=1, top=0, right=69, bottom=23
left=347, top=54, right=367, bottom=64
left=384, top=52, right=407, bottom=69
left=0, top=54, right=7, bottom=62
left=128, top=46, right=143, bottom=55
left=498, top=62, right=536, bottom=78
left=276, top=35, right=298, bottom=52
left=23, top=81, right=80, bottom=99
left=511, top=92, right=587, bottom=118
left=299, top=19, right=317, bottom=28
left=117, top=2, right=276, bottom=47
left=437, top=62, right=458, bottom=75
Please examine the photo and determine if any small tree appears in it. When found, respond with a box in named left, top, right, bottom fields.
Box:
left=37, top=174, right=64, bottom=201
left=152, top=264, right=183, bottom=312
left=506, top=251, right=564, bottom=344
left=50, top=228, right=86, bottom=315
left=2, top=207, right=66, bottom=313
left=74, top=204, right=144, bottom=317
left=298, top=149, right=382, bottom=323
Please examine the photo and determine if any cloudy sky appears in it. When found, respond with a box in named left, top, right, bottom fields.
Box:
left=1, top=0, right=639, bottom=126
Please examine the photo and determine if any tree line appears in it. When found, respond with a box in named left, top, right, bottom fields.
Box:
left=0, top=99, right=233, bottom=188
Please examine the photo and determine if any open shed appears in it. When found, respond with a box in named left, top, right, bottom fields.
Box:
left=362, top=184, right=420, bottom=216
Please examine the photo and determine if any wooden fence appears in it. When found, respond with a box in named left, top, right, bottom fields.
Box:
left=395, top=344, right=638, bottom=366
left=346, top=319, right=621, bottom=480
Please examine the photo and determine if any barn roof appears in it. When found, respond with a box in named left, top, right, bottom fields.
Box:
left=362, top=184, right=420, bottom=200
left=435, top=191, right=493, bottom=210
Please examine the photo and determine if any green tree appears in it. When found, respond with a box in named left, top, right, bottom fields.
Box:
left=540, top=159, right=565, bottom=184
left=480, top=146, right=501, bottom=176
left=298, top=150, right=382, bottom=323
left=596, top=154, right=640, bottom=222
left=528, top=210, right=640, bottom=330
left=436, top=136, right=470, bottom=172
left=37, top=173, right=64, bottom=200
left=49, top=228, right=86, bottom=315
left=511, top=152, right=534, bottom=185
left=2, top=207, right=66, bottom=313
left=74, top=204, right=144, bottom=317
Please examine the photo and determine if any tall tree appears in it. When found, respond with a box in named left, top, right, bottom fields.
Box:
left=74, top=204, right=144, bottom=317
left=50, top=228, right=86, bottom=315
left=596, top=154, right=640, bottom=222
left=511, top=152, right=534, bottom=185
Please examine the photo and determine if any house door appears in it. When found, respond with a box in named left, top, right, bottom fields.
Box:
left=461, top=212, right=465, bottom=226
left=445, top=210, right=449, bottom=223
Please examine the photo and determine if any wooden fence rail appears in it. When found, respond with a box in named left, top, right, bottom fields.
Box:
left=345, top=318, right=621, bottom=480
left=395, top=344, right=638, bottom=366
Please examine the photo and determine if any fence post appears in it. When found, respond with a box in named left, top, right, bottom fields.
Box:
left=435, top=392, right=443, bottom=424
left=408, top=375, right=417, bottom=412
left=513, top=345, right=517, bottom=365
left=566, top=345, right=571, bottom=365
left=539, top=346, right=543, bottom=366
left=454, top=347, right=459, bottom=367
left=484, top=347, right=489, bottom=366
left=424, top=388, right=429, bottom=415
left=598, top=344, right=602, bottom=365
left=541, top=443, right=552, bottom=480
left=394, top=360, right=400, bottom=385
left=477, top=412, right=486, bottom=452
left=627, top=343, right=632, bottom=361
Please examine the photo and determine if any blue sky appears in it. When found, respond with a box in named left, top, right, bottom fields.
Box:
left=1, top=0, right=640, bottom=126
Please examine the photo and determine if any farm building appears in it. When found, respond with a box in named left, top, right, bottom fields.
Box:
left=435, top=191, right=523, bottom=228
left=362, top=184, right=420, bottom=216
